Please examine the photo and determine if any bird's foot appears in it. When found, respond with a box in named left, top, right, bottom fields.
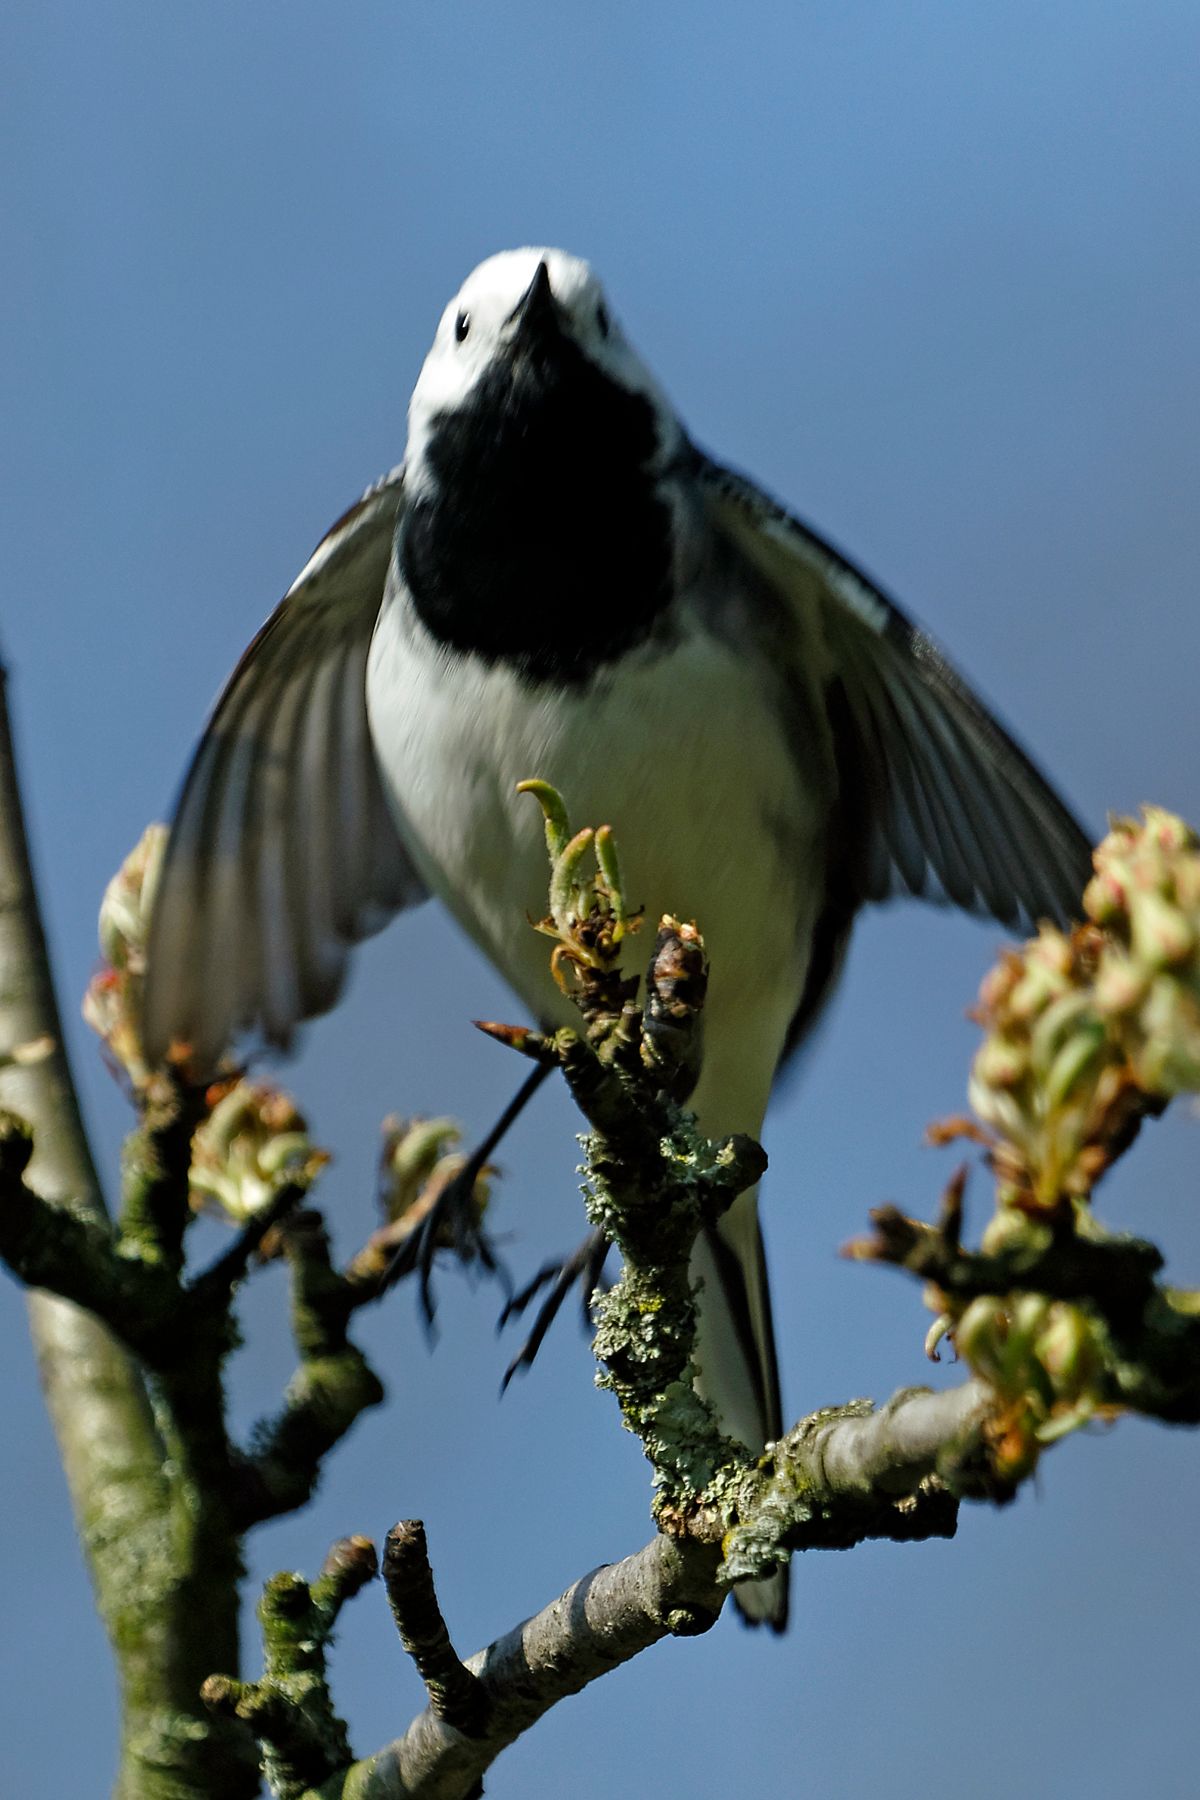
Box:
left=380, top=1144, right=508, bottom=1326
left=498, top=1227, right=611, bottom=1388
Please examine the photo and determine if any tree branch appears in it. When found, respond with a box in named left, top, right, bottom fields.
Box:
left=116, top=1076, right=207, bottom=1275
left=383, top=1523, right=488, bottom=1741
left=280, top=1377, right=985, bottom=1799
left=189, top=1177, right=309, bottom=1304
left=308, top=1535, right=725, bottom=1800
left=850, top=1194, right=1200, bottom=1426
left=0, top=670, right=257, bottom=1797
left=231, top=1209, right=385, bottom=1530
left=204, top=1538, right=379, bottom=1800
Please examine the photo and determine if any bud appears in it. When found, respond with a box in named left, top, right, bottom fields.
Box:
left=641, top=916, right=708, bottom=1098
left=96, top=824, right=167, bottom=972
left=83, top=826, right=168, bottom=1089
left=1035, top=1303, right=1099, bottom=1394
left=1010, top=1292, right=1051, bottom=1343
left=966, top=920, right=1121, bottom=1213
left=1132, top=978, right=1200, bottom=1094
left=188, top=1081, right=323, bottom=1223
left=954, top=1297, right=1010, bottom=1384
left=1092, top=951, right=1148, bottom=1018
left=1086, top=809, right=1200, bottom=1099
left=378, top=1116, right=481, bottom=1226
left=1130, top=891, right=1195, bottom=970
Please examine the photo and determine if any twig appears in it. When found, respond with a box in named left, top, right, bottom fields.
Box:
left=204, top=1545, right=377, bottom=1800
left=847, top=1197, right=1200, bottom=1423
left=847, top=1199, right=1164, bottom=1321
left=314, top=1536, right=380, bottom=1613
left=189, top=1178, right=309, bottom=1303
left=232, top=1211, right=385, bottom=1530
left=384, top=1523, right=489, bottom=1738
left=0, top=1157, right=168, bottom=1337
left=116, top=1075, right=207, bottom=1274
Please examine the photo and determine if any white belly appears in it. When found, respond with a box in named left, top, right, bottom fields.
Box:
left=366, top=596, right=828, bottom=1137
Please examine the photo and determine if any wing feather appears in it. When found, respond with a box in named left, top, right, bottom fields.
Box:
left=699, top=454, right=1092, bottom=930
left=142, top=467, right=425, bottom=1071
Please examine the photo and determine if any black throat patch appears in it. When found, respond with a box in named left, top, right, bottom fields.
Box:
left=400, top=330, right=677, bottom=684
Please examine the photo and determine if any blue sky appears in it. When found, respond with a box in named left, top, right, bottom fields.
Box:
left=2, top=5, right=1199, bottom=1796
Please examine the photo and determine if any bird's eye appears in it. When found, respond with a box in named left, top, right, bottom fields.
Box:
left=455, top=310, right=470, bottom=343
left=596, top=301, right=611, bottom=338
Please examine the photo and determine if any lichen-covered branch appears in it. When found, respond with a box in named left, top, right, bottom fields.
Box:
left=0, top=1109, right=153, bottom=1318
left=224, top=1359, right=996, bottom=1795
left=721, top=1382, right=989, bottom=1582
left=479, top=872, right=767, bottom=1507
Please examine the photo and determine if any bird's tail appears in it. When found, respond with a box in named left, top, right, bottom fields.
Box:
left=690, top=1187, right=789, bottom=1630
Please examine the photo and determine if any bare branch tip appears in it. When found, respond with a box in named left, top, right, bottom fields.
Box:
left=383, top=1520, right=489, bottom=1738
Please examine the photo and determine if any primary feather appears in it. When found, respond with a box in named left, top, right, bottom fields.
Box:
left=142, top=467, right=424, bottom=1071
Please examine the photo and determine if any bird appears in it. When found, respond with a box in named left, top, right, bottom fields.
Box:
left=142, top=246, right=1093, bottom=1631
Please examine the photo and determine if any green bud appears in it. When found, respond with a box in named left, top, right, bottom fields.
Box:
left=955, top=1297, right=1009, bottom=1382
left=189, top=1081, right=320, bottom=1223
left=594, top=824, right=629, bottom=940
left=516, top=778, right=573, bottom=861
left=1083, top=868, right=1125, bottom=925
left=1042, top=1018, right=1106, bottom=1110
left=96, top=824, right=167, bottom=970
left=1130, top=891, right=1195, bottom=970
left=972, top=1036, right=1027, bottom=1091
left=550, top=827, right=595, bottom=930
left=1093, top=951, right=1148, bottom=1017
left=1034, top=1304, right=1096, bottom=1392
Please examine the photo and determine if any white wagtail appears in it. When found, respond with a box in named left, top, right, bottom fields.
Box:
left=143, top=248, right=1092, bottom=1630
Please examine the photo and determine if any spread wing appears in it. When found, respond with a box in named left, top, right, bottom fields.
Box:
left=142, top=466, right=425, bottom=1072
left=698, top=453, right=1093, bottom=929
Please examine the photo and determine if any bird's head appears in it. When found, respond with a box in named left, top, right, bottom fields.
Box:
left=405, top=248, right=683, bottom=497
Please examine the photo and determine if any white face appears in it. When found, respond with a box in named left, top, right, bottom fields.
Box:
left=405, top=247, right=683, bottom=493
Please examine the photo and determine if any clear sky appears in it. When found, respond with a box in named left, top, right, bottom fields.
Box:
left=3, top=5, right=1199, bottom=1796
